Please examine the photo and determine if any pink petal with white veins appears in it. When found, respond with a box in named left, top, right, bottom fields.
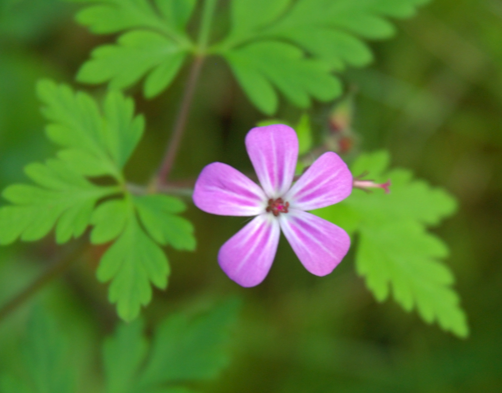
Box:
left=245, top=124, right=298, bottom=199
left=218, top=214, right=280, bottom=287
left=279, top=209, right=350, bottom=276
left=285, top=152, right=352, bottom=211
left=193, top=162, right=267, bottom=216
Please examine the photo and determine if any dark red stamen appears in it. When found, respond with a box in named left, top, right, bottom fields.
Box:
left=266, top=198, right=290, bottom=217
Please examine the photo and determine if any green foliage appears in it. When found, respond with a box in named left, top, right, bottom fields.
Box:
left=215, top=0, right=431, bottom=114
left=0, top=301, right=239, bottom=393
left=0, top=159, right=117, bottom=245
left=38, top=79, right=144, bottom=180
left=222, top=41, right=341, bottom=114
left=89, top=194, right=195, bottom=321
left=0, top=0, right=67, bottom=42
left=95, top=202, right=170, bottom=321
left=314, top=151, right=468, bottom=337
left=72, top=0, right=430, bottom=113
left=103, top=298, right=240, bottom=393
left=0, top=307, right=73, bottom=393
left=0, top=80, right=196, bottom=321
left=71, top=0, right=196, bottom=98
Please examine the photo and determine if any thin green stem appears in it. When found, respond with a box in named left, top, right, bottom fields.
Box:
left=0, top=242, right=87, bottom=324
left=156, top=0, right=218, bottom=187
left=197, top=0, right=219, bottom=52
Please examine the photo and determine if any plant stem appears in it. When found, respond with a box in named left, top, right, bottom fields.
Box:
left=156, top=0, right=219, bottom=187
left=197, top=0, right=218, bottom=51
left=0, top=242, right=87, bottom=323
left=156, top=56, right=204, bottom=186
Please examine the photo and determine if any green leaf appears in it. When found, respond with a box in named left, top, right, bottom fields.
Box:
left=101, top=299, right=240, bottom=393
left=103, top=319, right=148, bottom=393
left=0, top=308, right=74, bottom=393
left=214, top=0, right=431, bottom=113
left=134, top=195, right=196, bottom=251
left=154, top=0, right=196, bottom=32
left=23, top=308, right=74, bottom=393
left=37, top=79, right=145, bottom=180
left=0, top=159, right=116, bottom=245
left=0, top=307, right=74, bottom=393
left=137, top=299, right=241, bottom=389
left=90, top=199, right=129, bottom=244
left=357, top=220, right=467, bottom=337
left=57, top=149, right=114, bottom=177
left=103, top=90, right=145, bottom=167
left=77, top=31, right=187, bottom=98
left=97, top=207, right=170, bottom=321
left=91, top=195, right=196, bottom=321
left=72, top=0, right=195, bottom=97
left=224, top=41, right=341, bottom=114
left=0, top=376, right=31, bottom=393
left=314, top=151, right=468, bottom=337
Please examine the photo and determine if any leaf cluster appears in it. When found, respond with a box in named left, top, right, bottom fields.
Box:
left=0, top=80, right=196, bottom=321
left=72, top=0, right=431, bottom=113
left=0, top=300, right=240, bottom=393
left=314, top=151, right=468, bottom=337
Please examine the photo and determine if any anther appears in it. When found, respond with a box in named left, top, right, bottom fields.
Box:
left=267, top=198, right=290, bottom=216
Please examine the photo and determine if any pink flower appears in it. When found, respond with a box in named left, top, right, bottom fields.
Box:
left=193, top=124, right=353, bottom=287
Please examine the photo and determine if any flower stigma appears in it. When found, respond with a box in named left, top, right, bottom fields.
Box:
left=266, top=198, right=290, bottom=217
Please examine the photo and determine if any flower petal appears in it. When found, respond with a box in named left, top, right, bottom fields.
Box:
left=193, top=162, right=266, bottom=216
left=279, top=209, right=350, bottom=276
left=245, top=124, right=299, bottom=198
left=218, top=214, right=280, bottom=287
left=285, top=152, right=352, bottom=211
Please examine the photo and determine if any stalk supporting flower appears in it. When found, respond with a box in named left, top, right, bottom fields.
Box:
left=193, top=124, right=353, bottom=287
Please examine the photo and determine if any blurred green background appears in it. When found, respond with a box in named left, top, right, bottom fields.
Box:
left=1, top=0, right=501, bottom=392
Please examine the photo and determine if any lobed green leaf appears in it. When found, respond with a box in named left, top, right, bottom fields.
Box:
left=37, top=80, right=145, bottom=180
left=225, top=41, right=341, bottom=114
left=134, top=195, right=196, bottom=251
left=77, top=31, right=187, bottom=98
left=73, top=0, right=194, bottom=39
left=71, top=0, right=195, bottom=97
left=0, top=159, right=116, bottom=245
left=214, top=0, right=431, bottom=113
left=314, top=151, right=467, bottom=337
left=90, top=194, right=196, bottom=321
left=97, top=212, right=170, bottom=321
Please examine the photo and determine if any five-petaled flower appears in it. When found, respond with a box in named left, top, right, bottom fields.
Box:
left=193, top=124, right=353, bottom=287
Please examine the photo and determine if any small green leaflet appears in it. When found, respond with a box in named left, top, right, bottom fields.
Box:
left=71, top=0, right=196, bottom=98
left=72, top=0, right=430, bottom=113
left=0, top=80, right=196, bottom=321
left=103, top=299, right=240, bottom=393
left=0, top=307, right=73, bottom=393
left=314, top=151, right=469, bottom=337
